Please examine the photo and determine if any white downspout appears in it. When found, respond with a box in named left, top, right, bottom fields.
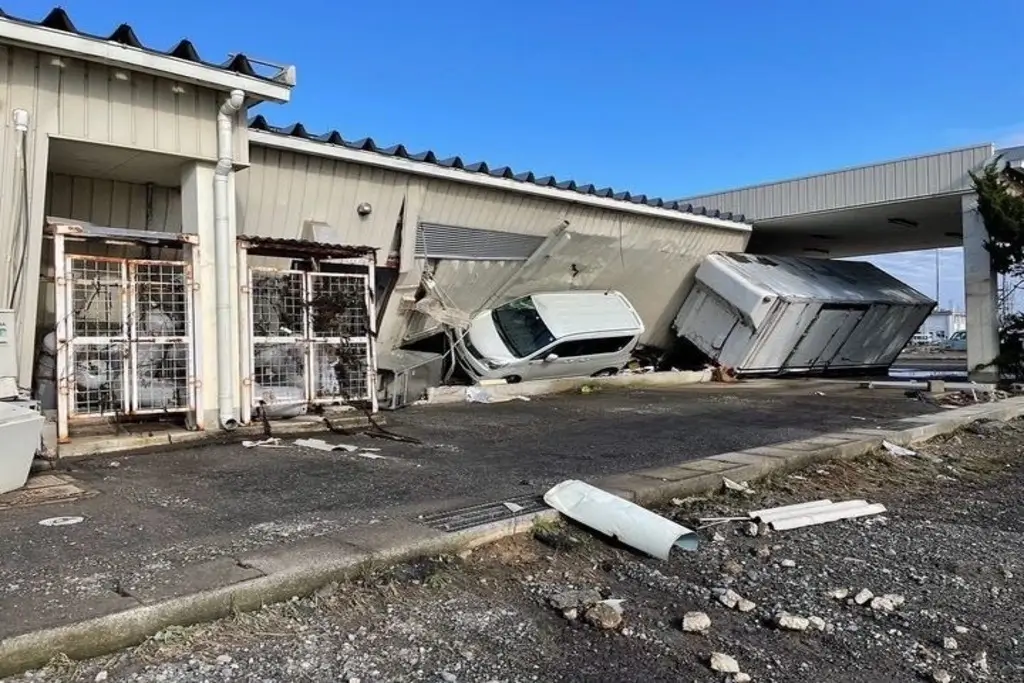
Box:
left=214, top=89, right=245, bottom=430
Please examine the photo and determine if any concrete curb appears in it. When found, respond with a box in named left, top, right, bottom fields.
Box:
left=423, top=369, right=713, bottom=404
left=3, top=396, right=1022, bottom=676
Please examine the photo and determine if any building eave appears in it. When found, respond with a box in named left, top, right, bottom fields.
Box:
left=0, top=18, right=294, bottom=103
left=249, top=130, right=752, bottom=233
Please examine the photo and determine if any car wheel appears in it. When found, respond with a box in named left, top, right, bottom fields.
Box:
left=592, top=368, right=619, bottom=377
left=503, top=375, right=523, bottom=384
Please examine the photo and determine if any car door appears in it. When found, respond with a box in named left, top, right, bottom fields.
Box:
left=525, top=336, right=634, bottom=380
left=525, top=338, right=596, bottom=380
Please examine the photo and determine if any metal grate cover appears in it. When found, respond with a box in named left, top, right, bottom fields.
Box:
left=417, top=494, right=548, bottom=533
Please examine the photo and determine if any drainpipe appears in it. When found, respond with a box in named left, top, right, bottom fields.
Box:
left=213, top=89, right=245, bottom=430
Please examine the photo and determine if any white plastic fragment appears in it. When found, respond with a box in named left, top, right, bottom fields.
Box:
left=356, top=452, right=386, bottom=460
left=722, top=477, right=754, bottom=494
left=502, top=501, right=525, bottom=513
left=882, top=440, right=916, bottom=457
left=750, top=499, right=886, bottom=531
left=39, top=516, right=84, bottom=526
left=294, top=438, right=358, bottom=452
left=543, top=479, right=698, bottom=560
left=242, top=437, right=284, bottom=448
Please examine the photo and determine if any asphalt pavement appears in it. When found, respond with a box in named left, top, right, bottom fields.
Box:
left=0, top=381, right=938, bottom=641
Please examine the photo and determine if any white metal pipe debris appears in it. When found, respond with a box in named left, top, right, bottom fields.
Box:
left=544, top=479, right=698, bottom=560
left=214, top=89, right=245, bottom=430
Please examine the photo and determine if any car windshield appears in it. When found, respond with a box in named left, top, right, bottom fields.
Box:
left=491, top=296, right=555, bottom=358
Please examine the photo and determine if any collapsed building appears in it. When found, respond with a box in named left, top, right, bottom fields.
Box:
left=0, top=8, right=752, bottom=453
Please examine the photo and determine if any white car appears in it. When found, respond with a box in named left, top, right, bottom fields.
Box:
left=454, top=290, right=645, bottom=384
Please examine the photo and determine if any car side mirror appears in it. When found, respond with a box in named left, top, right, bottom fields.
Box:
left=544, top=353, right=559, bottom=362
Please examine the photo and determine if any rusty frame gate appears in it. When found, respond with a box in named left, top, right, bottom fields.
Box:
left=50, top=221, right=201, bottom=441
left=237, top=238, right=378, bottom=423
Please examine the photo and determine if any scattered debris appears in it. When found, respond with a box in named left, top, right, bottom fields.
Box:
left=745, top=521, right=760, bottom=537
left=716, top=589, right=756, bottom=613
left=808, top=616, right=826, bottom=631
left=709, top=652, right=741, bottom=674
left=733, top=674, right=752, bottom=683
left=780, top=559, right=796, bottom=568
left=465, top=386, right=531, bottom=404
left=853, top=588, right=874, bottom=605
left=773, top=612, right=810, bottom=631
left=681, top=611, right=711, bottom=633
left=750, top=499, right=886, bottom=531
left=241, top=437, right=284, bottom=448
left=548, top=589, right=602, bottom=612
left=543, top=480, right=697, bottom=560
left=356, top=452, right=386, bottom=460
left=294, top=438, right=359, bottom=452
left=829, top=588, right=850, bottom=600
left=973, top=651, right=989, bottom=673
left=38, top=516, right=84, bottom=527
left=722, top=477, right=754, bottom=495
left=502, top=502, right=525, bottom=513
left=931, top=669, right=952, bottom=683
left=584, top=600, right=624, bottom=630
left=882, top=440, right=916, bottom=457
left=870, top=594, right=903, bottom=612
left=943, top=637, right=959, bottom=651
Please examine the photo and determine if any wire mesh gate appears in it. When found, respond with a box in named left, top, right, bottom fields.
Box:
left=245, top=269, right=374, bottom=417
left=56, top=255, right=197, bottom=433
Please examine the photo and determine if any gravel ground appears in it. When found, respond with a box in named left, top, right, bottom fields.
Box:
left=11, top=418, right=1024, bottom=683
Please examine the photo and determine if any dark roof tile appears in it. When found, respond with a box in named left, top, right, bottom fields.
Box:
left=0, top=6, right=279, bottom=82
left=246, top=114, right=746, bottom=222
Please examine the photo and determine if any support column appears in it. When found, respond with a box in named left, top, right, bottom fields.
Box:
left=181, top=161, right=223, bottom=428
left=962, top=193, right=1000, bottom=382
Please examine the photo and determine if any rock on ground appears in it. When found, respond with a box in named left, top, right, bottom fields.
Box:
left=681, top=611, right=711, bottom=633
left=709, top=652, right=741, bottom=674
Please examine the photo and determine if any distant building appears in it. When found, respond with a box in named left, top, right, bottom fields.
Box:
left=918, top=309, right=966, bottom=340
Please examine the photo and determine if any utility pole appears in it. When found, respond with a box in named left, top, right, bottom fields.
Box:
left=934, top=248, right=940, bottom=306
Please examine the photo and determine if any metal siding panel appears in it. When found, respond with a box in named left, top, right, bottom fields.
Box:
left=682, top=144, right=994, bottom=220
left=0, top=46, right=220, bottom=159
left=415, top=223, right=544, bottom=260
left=403, top=259, right=524, bottom=340
left=236, top=146, right=406, bottom=253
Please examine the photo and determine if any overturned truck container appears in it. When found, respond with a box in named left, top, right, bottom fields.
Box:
left=673, top=253, right=935, bottom=376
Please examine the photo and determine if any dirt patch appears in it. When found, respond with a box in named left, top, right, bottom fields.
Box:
left=11, top=419, right=1024, bottom=683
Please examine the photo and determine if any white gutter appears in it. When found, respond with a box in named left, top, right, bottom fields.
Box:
left=249, top=131, right=752, bottom=233
left=214, top=89, right=245, bottom=430
left=0, top=18, right=293, bottom=103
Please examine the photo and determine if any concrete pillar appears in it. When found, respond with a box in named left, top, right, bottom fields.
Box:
left=181, top=161, right=225, bottom=429
left=962, top=193, right=1001, bottom=382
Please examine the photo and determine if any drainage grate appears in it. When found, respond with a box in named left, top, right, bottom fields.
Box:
left=417, top=494, right=548, bottom=533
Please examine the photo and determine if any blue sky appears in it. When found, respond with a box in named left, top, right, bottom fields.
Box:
left=10, top=0, right=1024, bottom=307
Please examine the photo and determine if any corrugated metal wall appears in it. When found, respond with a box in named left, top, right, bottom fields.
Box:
left=37, top=174, right=182, bottom=325
left=0, top=45, right=225, bottom=161
left=243, top=143, right=751, bottom=349
left=682, top=144, right=994, bottom=221
left=236, top=146, right=406, bottom=251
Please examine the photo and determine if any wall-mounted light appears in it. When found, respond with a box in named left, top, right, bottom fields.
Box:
left=171, top=84, right=186, bottom=95
left=356, top=202, right=373, bottom=217
left=113, top=71, right=130, bottom=82
left=49, top=56, right=66, bottom=68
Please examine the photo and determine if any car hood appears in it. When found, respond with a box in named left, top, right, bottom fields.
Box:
left=466, top=312, right=518, bottom=363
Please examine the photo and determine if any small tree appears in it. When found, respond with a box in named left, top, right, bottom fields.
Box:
left=969, top=159, right=1024, bottom=380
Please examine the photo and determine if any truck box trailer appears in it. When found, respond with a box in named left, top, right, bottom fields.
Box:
left=673, top=253, right=936, bottom=375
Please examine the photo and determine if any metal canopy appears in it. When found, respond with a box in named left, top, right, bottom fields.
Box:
left=45, top=218, right=198, bottom=247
